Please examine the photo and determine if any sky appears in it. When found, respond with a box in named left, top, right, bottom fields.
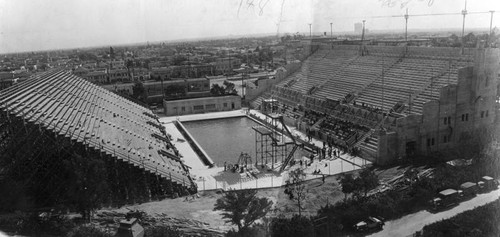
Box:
left=0, top=0, right=499, bottom=53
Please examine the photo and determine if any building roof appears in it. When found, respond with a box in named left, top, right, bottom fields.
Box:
left=0, top=69, right=194, bottom=188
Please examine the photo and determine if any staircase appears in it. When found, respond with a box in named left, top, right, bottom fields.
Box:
left=279, top=144, right=299, bottom=173
left=358, top=133, right=379, bottom=161
left=249, top=92, right=271, bottom=109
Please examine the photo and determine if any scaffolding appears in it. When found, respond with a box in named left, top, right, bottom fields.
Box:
left=253, top=98, right=301, bottom=172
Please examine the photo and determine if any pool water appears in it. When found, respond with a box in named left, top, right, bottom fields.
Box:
left=182, top=116, right=259, bottom=166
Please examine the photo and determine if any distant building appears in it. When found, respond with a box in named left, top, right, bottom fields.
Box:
left=109, top=60, right=125, bottom=69
left=215, top=57, right=241, bottom=75
left=0, top=72, right=14, bottom=90
left=108, top=69, right=129, bottom=83
left=84, top=71, right=107, bottom=84
left=163, top=95, right=241, bottom=116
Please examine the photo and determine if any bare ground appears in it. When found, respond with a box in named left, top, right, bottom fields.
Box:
left=104, top=166, right=407, bottom=231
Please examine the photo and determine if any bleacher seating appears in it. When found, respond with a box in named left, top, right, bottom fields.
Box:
left=249, top=45, right=476, bottom=158
left=0, top=69, right=194, bottom=189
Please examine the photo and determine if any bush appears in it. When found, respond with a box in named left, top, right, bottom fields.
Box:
left=66, top=225, right=112, bottom=237
left=270, top=215, right=314, bottom=237
left=225, top=225, right=267, bottom=237
left=144, top=225, right=183, bottom=237
left=16, top=213, right=75, bottom=236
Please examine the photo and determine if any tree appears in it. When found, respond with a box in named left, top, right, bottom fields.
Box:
left=338, top=173, right=356, bottom=201
left=132, top=82, right=146, bottom=102
left=223, top=80, right=237, bottom=94
left=164, top=84, right=185, bottom=98
left=356, top=168, right=379, bottom=197
left=270, top=215, right=314, bottom=237
left=285, top=168, right=308, bottom=216
left=213, top=189, right=273, bottom=232
left=210, top=84, right=225, bottom=95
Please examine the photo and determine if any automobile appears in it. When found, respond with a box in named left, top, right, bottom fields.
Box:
left=478, top=176, right=499, bottom=192
left=460, top=182, right=478, bottom=198
left=354, top=216, right=384, bottom=231
left=430, top=189, right=460, bottom=211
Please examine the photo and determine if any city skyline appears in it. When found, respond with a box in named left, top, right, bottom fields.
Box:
left=1, top=0, right=499, bottom=54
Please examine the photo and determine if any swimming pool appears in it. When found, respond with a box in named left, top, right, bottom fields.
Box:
left=182, top=116, right=258, bottom=166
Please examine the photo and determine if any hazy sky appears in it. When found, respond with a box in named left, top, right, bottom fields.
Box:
left=0, top=0, right=499, bottom=53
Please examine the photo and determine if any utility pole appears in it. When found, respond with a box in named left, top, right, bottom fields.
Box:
left=309, top=23, right=312, bottom=38
left=330, top=22, right=333, bottom=49
left=461, top=0, right=468, bottom=54
left=361, top=20, right=366, bottom=41
left=404, top=8, right=409, bottom=43
left=330, top=22, right=333, bottom=39
left=489, top=11, right=495, bottom=46
left=361, top=20, right=366, bottom=56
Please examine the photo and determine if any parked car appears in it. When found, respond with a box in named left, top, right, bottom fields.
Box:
left=460, top=182, right=478, bottom=198
left=354, top=216, right=384, bottom=231
left=430, top=189, right=461, bottom=211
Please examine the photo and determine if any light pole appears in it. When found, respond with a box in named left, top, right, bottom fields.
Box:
left=309, top=23, right=312, bottom=38
left=361, top=20, right=366, bottom=41
left=404, top=8, right=409, bottom=43
left=461, top=0, right=468, bottom=54
left=489, top=11, right=495, bottom=46
left=330, top=22, right=333, bottom=39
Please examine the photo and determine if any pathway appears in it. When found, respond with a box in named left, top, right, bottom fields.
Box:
left=369, top=187, right=500, bottom=237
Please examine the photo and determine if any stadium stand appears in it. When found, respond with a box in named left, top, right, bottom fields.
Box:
left=0, top=69, right=195, bottom=208
left=251, top=43, right=499, bottom=165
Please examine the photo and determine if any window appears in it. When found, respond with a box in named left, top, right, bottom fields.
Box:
left=431, top=138, right=435, bottom=146
left=447, top=116, right=451, bottom=124
left=223, top=103, right=228, bottom=107
left=443, top=117, right=447, bottom=125
left=461, top=114, right=465, bottom=121
left=486, top=110, right=489, bottom=117
left=465, top=113, right=469, bottom=121
left=206, top=104, right=216, bottom=109
left=427, top=138, right=431, bottom=147
left=181, top=107, right=185, bottom=112
left=485, top=76, right=489, bottom=87
left=481, top=111, right=484, bottom=118
left=443, top=135, right=447, bottom=143
left=193, top=105, right=204, bottom=110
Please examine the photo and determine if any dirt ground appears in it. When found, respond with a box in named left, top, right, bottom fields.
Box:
left=105, top=166, right=408, bottom=231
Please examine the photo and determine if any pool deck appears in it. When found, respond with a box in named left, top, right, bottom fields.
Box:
left=161, top=110, right=247, bottom=123
left=159, top=109, right=371, bottom=191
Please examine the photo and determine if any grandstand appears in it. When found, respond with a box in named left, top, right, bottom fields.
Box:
left=251, top=43, right=499, bottom=165
left=0, top=70, right=195, bottom=209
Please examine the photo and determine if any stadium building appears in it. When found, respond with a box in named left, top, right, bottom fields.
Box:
left=250, top=43, right=500, bottom=165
